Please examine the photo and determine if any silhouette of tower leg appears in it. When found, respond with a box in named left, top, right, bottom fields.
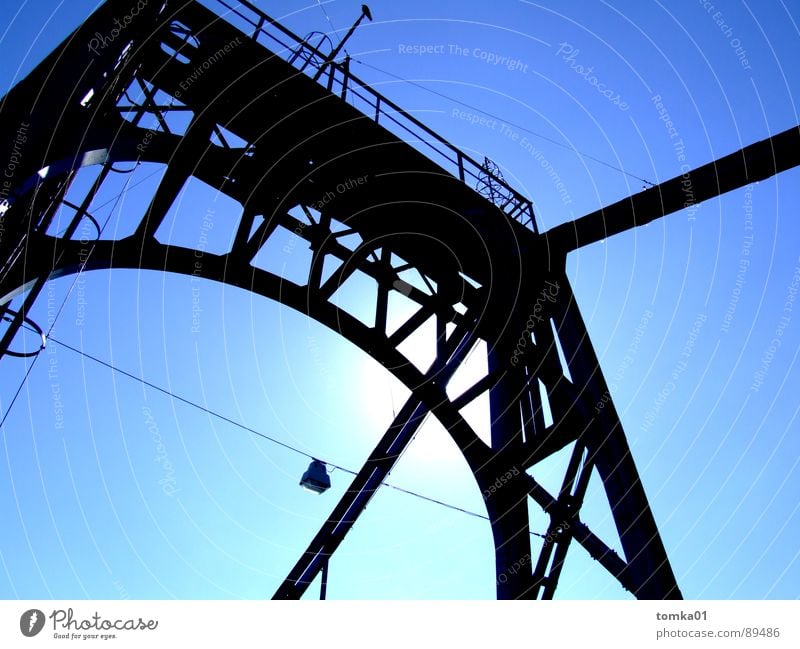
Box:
left=555, top=282, right=681, bottom=598
left=476, top=275, right=681, bottom=599
left=483, top=341, right=535, bottom=599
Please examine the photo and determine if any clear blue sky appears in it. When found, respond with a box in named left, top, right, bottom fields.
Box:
left=1, top=0, right=799, bottom=599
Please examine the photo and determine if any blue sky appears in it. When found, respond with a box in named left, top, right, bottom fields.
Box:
left=1, top=0, right=799, bottom=599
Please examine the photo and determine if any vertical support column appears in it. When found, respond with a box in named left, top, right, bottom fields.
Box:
left=484, top=337, right=533, bottom=599
left=556, top=280, right=681, bottom=599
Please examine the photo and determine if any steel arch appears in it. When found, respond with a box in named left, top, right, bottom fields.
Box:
left=5, top=0, right=796, bottom=600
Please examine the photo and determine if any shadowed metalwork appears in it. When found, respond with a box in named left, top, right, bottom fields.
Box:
left=1, top=0, right=798, bottom=599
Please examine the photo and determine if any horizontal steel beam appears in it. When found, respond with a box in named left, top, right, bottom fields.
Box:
left=549, top=125, right=800, bottom=252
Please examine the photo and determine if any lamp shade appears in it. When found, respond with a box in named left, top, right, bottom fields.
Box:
left=300, top=460, right=331, bottom=494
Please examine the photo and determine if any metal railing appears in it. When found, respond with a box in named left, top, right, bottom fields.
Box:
left=206, top=0, right=537, bottom=232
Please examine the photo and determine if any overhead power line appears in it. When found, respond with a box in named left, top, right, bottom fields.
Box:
left=13, top=329, right=545, bottom=539
left=0, top=166, right=134, bottom=430
left=351, top=57, right=655, bottom=188
left=315, top=0, right=342, bottom=45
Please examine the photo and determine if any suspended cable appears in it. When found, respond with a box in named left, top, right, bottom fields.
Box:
left=0, top=163, right=132, bottom=430
left=351, top=57, right=655, bottom=188
left=315, top=0, right=342, bottom=45
left=0, top=359, right=39, bottom=431
left=85, top=162, right=165, bottom=215
left=47, top=334, right=313, bottom=460
left=382, top=481, right=545, bottom=536
left=29, top=329, right=545, bottom=538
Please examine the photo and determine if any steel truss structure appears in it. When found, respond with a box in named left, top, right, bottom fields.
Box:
left=1, top=0, right=798, bottom=599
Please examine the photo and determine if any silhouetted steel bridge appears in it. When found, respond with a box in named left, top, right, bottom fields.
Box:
left=1, top=0, right=798, bottom=599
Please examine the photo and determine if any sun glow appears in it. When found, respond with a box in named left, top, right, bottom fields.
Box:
left=356, top=333, right=491, bottom=465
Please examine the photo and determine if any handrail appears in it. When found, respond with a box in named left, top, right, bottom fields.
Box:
left=206, top=0, right=537, bottom=232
